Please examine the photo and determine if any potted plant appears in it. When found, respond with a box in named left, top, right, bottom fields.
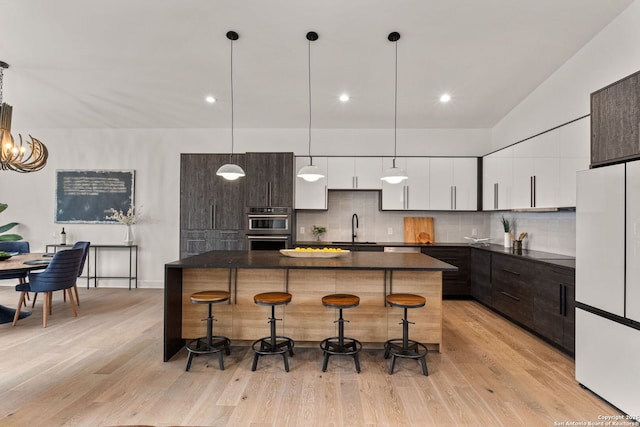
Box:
left=0, top=203, right=22, bottom=242
left=311, top=225, right=327, bottom=241
left=501, top=216, right=512, bottom=248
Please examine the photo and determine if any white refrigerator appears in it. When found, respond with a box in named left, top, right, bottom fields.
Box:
left=576, top=162, right=640, bottom=416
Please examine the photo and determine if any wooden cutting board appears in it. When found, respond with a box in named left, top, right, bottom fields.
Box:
left=404, top=217, right=435, bottom=243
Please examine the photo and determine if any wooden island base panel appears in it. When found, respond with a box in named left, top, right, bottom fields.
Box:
left=164, top=250, right=457, bottom=362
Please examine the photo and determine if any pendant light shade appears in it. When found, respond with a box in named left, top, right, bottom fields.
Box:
left=297, top=31, right=325, bottom=183
left=216, top=162, right=245, bottom=181
left=381, top=158, right=409, bottom=184
left=381, top=32, right=408, bottom=184
left=217, top=31, right=246, bottom=181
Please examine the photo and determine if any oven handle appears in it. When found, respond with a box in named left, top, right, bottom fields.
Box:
left=247, top=215, right=290, bottom=219
left=246, top=235, right=291, bottom=240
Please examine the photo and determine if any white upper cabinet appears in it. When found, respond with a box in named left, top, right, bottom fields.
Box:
left=294, top=156, right=328, bottom=210
left=430, top=158, right=478, bottom=210
left=512, top=131, right=560, bottom=209
left=381, top=157, right=430, bottom=210
left=483, top=147, right=513, bottom=210
left=559, top=118, right=590, bottom=207
left=327, top=157, right=383, bottom=190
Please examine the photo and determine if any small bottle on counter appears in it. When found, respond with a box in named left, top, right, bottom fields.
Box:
left=60, top=227, right=67, bottom=245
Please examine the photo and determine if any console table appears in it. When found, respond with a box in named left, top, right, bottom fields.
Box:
left=46, top=244, right=138, bottom=289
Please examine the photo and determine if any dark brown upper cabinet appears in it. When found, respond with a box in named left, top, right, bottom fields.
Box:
left=591, top=70, right=640, bottom=166
left=244, top=152, right=294, bottom=207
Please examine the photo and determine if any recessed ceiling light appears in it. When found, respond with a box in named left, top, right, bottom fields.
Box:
left=339, top=93, right=350, bottom=102
left=439, top=93, right=451, bottom=103
left=205, top=95, right=216, bottom=104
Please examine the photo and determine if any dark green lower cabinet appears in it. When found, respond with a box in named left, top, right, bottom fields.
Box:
left=470, top=249, right=491, bottom=305
left=471, top=248, right=575, bottom=355
left=532, top=265, right=575, bottom=354
left=421, top=247, right=470, bottom=297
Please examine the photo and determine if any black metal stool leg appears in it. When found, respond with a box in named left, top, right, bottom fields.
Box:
left=185, top=300, right=231, bottom=372
left=252, top=302, right=295, bottom=372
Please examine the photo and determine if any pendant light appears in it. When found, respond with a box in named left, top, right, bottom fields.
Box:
left=216, top=31, right=246, bottom=181
left=296, top=31, right=325, bottom=182
left=381, top=32, right=408, bottom=184
left=0, top=61, right=48, bottom=173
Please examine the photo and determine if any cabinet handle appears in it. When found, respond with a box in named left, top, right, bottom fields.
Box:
left=500, top=291, right=521, bottom=301
left=530, top=175, right=537, bottom=207
left=530, top=176, right=534, bottom=208
left=405, top=185, right=409, bottom=209
left=211, top=205, right=217, bottom=229
left=502, top=268, right=521, bottom=276
left=559, top=284, right=564, bottom=315
left=450, top=186, right=454, bottom=210
left=453, top=186, right=457, bottom=210
left=494, top=183, right=498, bottom=209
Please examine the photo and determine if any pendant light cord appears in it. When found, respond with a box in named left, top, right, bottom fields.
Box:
left=393, top=38, right=398, bottom=166
left=308, top=37, right=312, bottom=165
left=230, top=37, right=235, bottom=162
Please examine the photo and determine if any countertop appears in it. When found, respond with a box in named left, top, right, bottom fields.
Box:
left=166, top=249, right=458, bottom=272
left=296, top=241, right=576, bottom=269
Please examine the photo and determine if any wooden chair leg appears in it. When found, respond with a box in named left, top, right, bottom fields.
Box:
left=73, top=283, right=80, bottom=306
left=13, top=292, right=27, bottom=326
left=48, top=292, right=53, bottom=316
left=67, top=288, right=78, bottom=317
left=43, top=293, right=50, bottom=328
left=31, top=292, right=39, bottom=308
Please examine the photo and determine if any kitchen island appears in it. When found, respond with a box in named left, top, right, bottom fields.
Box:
left=164, top=250, right=457, bottom=361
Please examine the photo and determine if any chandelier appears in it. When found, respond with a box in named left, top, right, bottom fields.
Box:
left=0, top=61, right=48, bottom=173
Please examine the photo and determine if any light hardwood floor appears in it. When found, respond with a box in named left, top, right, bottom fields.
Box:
left=0, top=285, right=620, bottom=426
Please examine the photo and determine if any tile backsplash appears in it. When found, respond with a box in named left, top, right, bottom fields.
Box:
left=295, top=190, right=576, bottom=256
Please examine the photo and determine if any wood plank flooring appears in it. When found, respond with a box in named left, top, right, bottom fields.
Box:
left=0, top=285, right=621, bottom=426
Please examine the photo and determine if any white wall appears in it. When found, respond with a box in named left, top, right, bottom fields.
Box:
left=492, top=0, right=640, bottom=150
left=1, top=127, right=488, bottom=288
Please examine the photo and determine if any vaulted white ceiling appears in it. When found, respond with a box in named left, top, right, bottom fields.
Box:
left=0, top=0, right=634, bottom=130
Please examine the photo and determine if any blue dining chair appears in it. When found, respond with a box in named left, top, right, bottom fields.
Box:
left=32, top=241, right=90, bottom=308
left=0, top=241, right=30, bottom=283
left=13, top=248, right=84, bottom=328
left=67, top=241, right=90, bottom=305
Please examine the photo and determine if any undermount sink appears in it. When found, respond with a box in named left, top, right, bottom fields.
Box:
left=330, top=241, right=378, bottom=245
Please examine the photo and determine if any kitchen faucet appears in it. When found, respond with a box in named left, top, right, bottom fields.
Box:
left=352, top=213, right=359, bottom=244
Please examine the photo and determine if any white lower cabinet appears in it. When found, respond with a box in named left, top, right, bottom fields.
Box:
left=576, top=309, right=640, bottom=416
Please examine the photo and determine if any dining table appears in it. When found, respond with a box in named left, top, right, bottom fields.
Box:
left=0, top=253, right=51, bottom=324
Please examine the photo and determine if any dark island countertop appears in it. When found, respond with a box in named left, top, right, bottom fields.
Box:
left=166, top=250, right=458, bottom=272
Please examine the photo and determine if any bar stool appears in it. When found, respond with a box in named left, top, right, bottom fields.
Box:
left=251, top=292, right=295, bottom=372
left=384, top=293, right=428, bottom=376
left=320, top=293, right=362, bottom=373
left=185, top=290, right=231, bottom=371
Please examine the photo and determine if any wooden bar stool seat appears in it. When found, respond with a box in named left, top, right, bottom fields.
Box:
left=384, top=293, right=429, bottom=376
left=251, top=292, right=295, bottom=372
left=320, top=293, right=362, bottom=373
left=185, top=290, right=231, bottom=372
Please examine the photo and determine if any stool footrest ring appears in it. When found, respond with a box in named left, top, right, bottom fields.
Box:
left=383, top=338, right=429, bottom=376
left=185, top=336, right=231, bottom=372
left=320, top=336, right=362, bottom=373
left=251, top=336, right=295, bottom=372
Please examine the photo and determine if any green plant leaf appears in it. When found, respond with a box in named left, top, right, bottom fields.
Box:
left=0, top=234, right=22, bottom=242
left=0, top=203, right=7, bottom=214
left=0, top=222, right=18, bottom=233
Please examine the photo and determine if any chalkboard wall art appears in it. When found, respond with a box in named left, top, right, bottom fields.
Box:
left=55, top=170, right=135, bottom=223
